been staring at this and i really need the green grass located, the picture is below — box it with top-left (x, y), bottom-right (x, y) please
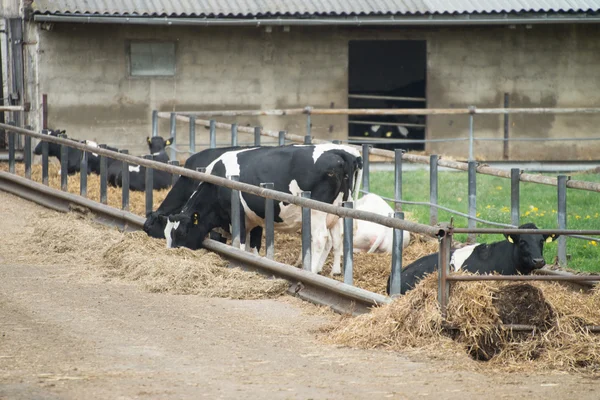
top-left (369, 170), bottom-right (600, 273)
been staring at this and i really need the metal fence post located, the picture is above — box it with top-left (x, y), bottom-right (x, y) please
top-left (304, 135), bottom-right (312, 145)
top-left (168, 160), bottom-right (179, 186)
top-left (332, 139), bottom-right (342, 144)
top-left (306, 112), bottom-right (311, 138)
top-left (389, 211), bottom-right (405, 296)
top-left (80, 150), bottom-right (88, 198)
top-left (261, 183), bottom-right (275, 259)
top-left (24, 127), bottom-right (31, 179)
top-left (152, 110), bottom-right (158, 137)
top-left (468, 160), bottom-right (477, 243)
top-left (438, 229), bottom-right (452, 319)
top-left (169, 113), bottom-right (177, 161)
top-left (278, 131), bottom-right (286, 146)
top-left (254, 126), bottom-right (261, 146)
top-left (209, 119), bottom-right (217, 149)
top-left (230, 175), bottom-right (241, 248)
top-left (511, 168), bottom-right (520, 227)
top-left (557, 175), bottom-right (568, 266)
top-left (362, 144), bottom-right (370, 193)
top-left (468, 106), bottom-right (475, 161)
top-left (394, 149), bottom-right (403, 212)
top-left (99, 144), bottom-right (108, 204)
top-left (189, 116), bottom-right (196, 154)
top-left (120, 150), bottom-right (129, 210)
top-left (144, 155), bottom-right (154, 216)
top-left (430, 154), bottom-right (439, 225)
top-left (301, 191), bottom-right (312, 271)
top-left (503, 93), bottom-right (510, 160)
top-left (343, 201), bottom-right (354, 285)
top-left (7, 125), bottom-right (15, 174)
top-left (60, 134), bottom-right (68, 191)
top-left (231, 123), bottom-right (238, 146)
top-left (41, 138), bottom-right (49, 186)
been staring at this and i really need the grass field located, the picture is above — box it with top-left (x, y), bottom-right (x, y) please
top-left (369, 170), bottom-right (600, 273)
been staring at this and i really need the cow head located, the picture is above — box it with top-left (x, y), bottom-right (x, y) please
top-left (144, 211), bottom-right (167, 239)
top-left (33, 129), bottom-right (66, 155)
top-left (147, 136), bottom-right (173, 154)
top-left (504, 223), bottom-right (559, 274)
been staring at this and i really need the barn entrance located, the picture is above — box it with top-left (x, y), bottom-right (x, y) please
top-left (348, 40), bottom-right (427, 152)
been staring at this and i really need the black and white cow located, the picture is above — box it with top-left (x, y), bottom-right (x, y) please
top-left (386, 223), bottom-right (558, 295)
top-left (108, 136), bottom-right (174, 191)
top-left (143, 146), bottom-right (247, 239)
top-left (163, 144), bottom-right (362, 274)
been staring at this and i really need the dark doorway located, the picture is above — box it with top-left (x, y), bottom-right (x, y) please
top-left (348, 40), bottom-right (426, 152)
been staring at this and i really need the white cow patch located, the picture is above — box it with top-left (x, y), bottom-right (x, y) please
top-left (84, 140), bottom-right (99, 157)
top-left (370, 125), bottom-right (380, 133)
top-left (450, 244), bottom-right (479, 271)
top-left (153, 151), bottom-right (162, 156)
top-left (204, 147), bottom-right (258, 177)
top-left (164, 220), bottom-right (180, 248)
top-left (129, 165), bottom-right (141, 173)
top-left (397, 126), bottom-right (409, 137)
top-left (294, 143), bottom-right (361, 164)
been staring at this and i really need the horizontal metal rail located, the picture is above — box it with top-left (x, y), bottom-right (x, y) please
top-left (451, 227), bottom-right (600, 236)
top-left (446, 274), bottom-right (599, 282)
top-left (0, 105), bottom-right (26, 112)
top-left (475, 136), bottom-right (600, 142)
top-left (348, 94), bottom-right (427, 102)
top-left (348, 120), bottom-right (426, 128)
top-left (0, 123), bottom-right (444, 238)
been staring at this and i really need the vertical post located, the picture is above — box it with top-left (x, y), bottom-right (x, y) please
top-left (80, 150), bottom-right (88, 198)
top-left (99, 144), bottom-right (108, 204)
top-left (144, 155), bottom-right (154, 216)
top-left (168, 160), bottom-right (180, 186)
top-left (503, 93), bottom-right (510, 160)
top-left (24, 128), bottom-right (31, 179)
top-left (151, 110), bottom-right (158, 137)
top-left (332, 139), bottom-right (342, 144)
top-left (120, 150), bottom-right (129, 210)
top-left (306, 112), bottom-right (311, 138)
top-left (41, 139), bottom-right (49, 186)
top-left (467, 160), bottom-right (477, 243)
top-left (304, 135), bottom-right (311, 145)
top-left (230, 175), bottom-right (241, 248)
top-left (7, 126), bottom-right (15, 174)
top-left (169, 113), bottom-right (177, 161)
top-left (389, 211), bottom-right (405, 296)
top-left (557, 175), bottom-right (568, 267)
top-left (430, 154), bottom-right (439, 225)
top-left (394, 149), bottom-right (403, 212)
top-left (278, 131), bottom-right (286, 146)
top-left (60, 134), bottom-right (68, 191)
top-left (42, 94), bottom-right (48, 130)
top-left (261, 183), bottom-right (275, 260)
top-left (437, 230), bottom-right (452, 319)
top-left (231, 123), bottom-right (238, 146)
top-left (511, 168), bottom-right (520, 227)
top-left (209, 119), bottom-right (217, 149)
top-left (468, 106), bottom-right (475, 162)
top-left (301, 191), bottom-right (312, 271)
top-left (189, 116), bottom-right (196, 154)
top-left (254, 126), bottom-right (261, 146)
top-left (362, 144), bottom-right (370, 193)
top-left (342, 201), bottom-right (354, 285)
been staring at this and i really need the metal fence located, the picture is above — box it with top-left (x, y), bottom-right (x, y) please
top-left (2, 121), bottom-right (599, 323)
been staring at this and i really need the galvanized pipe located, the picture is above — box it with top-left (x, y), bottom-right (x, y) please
top-left (511, 168), bottom-right (520, 227)
top-left (231, 123), bottom-right (238, 146)
top-left (144, 155), bottom-right (153, 216)
top-left (80, 151), bottom-right (88, 198)
top-left (42, 139), bottom-right (48, 186)
top-left (389, 211), bottom-right (405, 297)
top-left (503, 93), bottom-right (510, 160)
top-left (558, 175), bottom-right (568, 266)
top-left (343, 201), bottom-right (354, 286)
top-left (468, 109), bottom-right (475, 161)
top-left (189, 116), bottom-right (196, 153)
top-left (430, 154), bottom-right (439, 225)
top-left (306, 113), bottom-right (311, 139)
top-left (438, 229), bottom-right (452, 319)
top-left (99, 144), bottom-right (108, 204)
top-left (467, 161), bottom-right (477, 243)
top-left (209, 119), bottom-right (217, 149)
top-left (278, 131), bottom-right (285, 146)
top-left (302, 191), bottom-right (312, 271)
top-left (394, 149), bottom-right (403, 212)
top-left (168, 160), bottom-right (180, 186)
top-left (120, 150), bottom-right (129, 210)
top-left (260, 183), bottom-right (275, 260)
top-left (60, 135), bottom-right (68, 191)
top-left (446, 274), bottom-right (599, 282)
top-left (24, 134), bottom-right (31, 179)
top-left (230, 175), bottom-right (241, 248)
top-left (8, 130), bottom-right (15, 173)
top-left (304, 135), bottom-right (312, 145)
top-left (254, 126), bottom-right (261, 146)
top-left (151, 110), bottom-right (158, 137)
top-left (362, 144), bottom-right (370, 193)
top-left (169, 113), bottom-right (177, 161)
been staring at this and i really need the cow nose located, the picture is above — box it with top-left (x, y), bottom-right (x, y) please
top-left (533, 258), bottom-right (545, 268)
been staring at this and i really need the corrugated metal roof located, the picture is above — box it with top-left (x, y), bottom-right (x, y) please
top-left (31, 0), bottom-right (600, 17)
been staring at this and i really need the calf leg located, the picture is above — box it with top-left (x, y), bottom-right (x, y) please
top-left (329, 218), bottom-right (343, 276)
top-left (249, 226), bottom-right (263, 256)
top-left (310, 210), bottom-right (330, 274)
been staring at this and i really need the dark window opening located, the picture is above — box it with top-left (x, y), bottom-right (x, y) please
top-left (348, 40), bottom-right (426, 152)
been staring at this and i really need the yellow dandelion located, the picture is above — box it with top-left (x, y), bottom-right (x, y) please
top-left (586, 215), bottom-right (591, 219)
top-left (501, 206), bottom-right (510, 213)
top-left (476, 212), bottom-right (481, 217)
top-left (486, 205), bottom-right (491, 209)
top-left (525, 211), bottom-right (531, 216)
top-left (575, 215), bottom-right (581, 220)
top-left (496, 186), bottom-right (503, 190)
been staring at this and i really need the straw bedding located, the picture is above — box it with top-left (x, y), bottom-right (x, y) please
top-left (323, 274), bottom-right (600, 373)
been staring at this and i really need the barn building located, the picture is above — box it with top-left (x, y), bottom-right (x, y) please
top-left (2, 1), bottom-right (600, 159)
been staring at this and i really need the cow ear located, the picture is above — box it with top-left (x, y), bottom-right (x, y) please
top-left (545, 233), bottom-right (559, 242)
top-left (147, 136), bottom-right (152, 144)
top-left (165, 137), bottom-right (174, 146)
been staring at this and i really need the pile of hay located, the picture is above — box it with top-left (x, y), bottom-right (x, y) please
top-left (0, 162), bottom-right (170, 217)
top-left (23, 210), bottom-right (289, 299)
top-left (324, 274), bottom-right (600, 373)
